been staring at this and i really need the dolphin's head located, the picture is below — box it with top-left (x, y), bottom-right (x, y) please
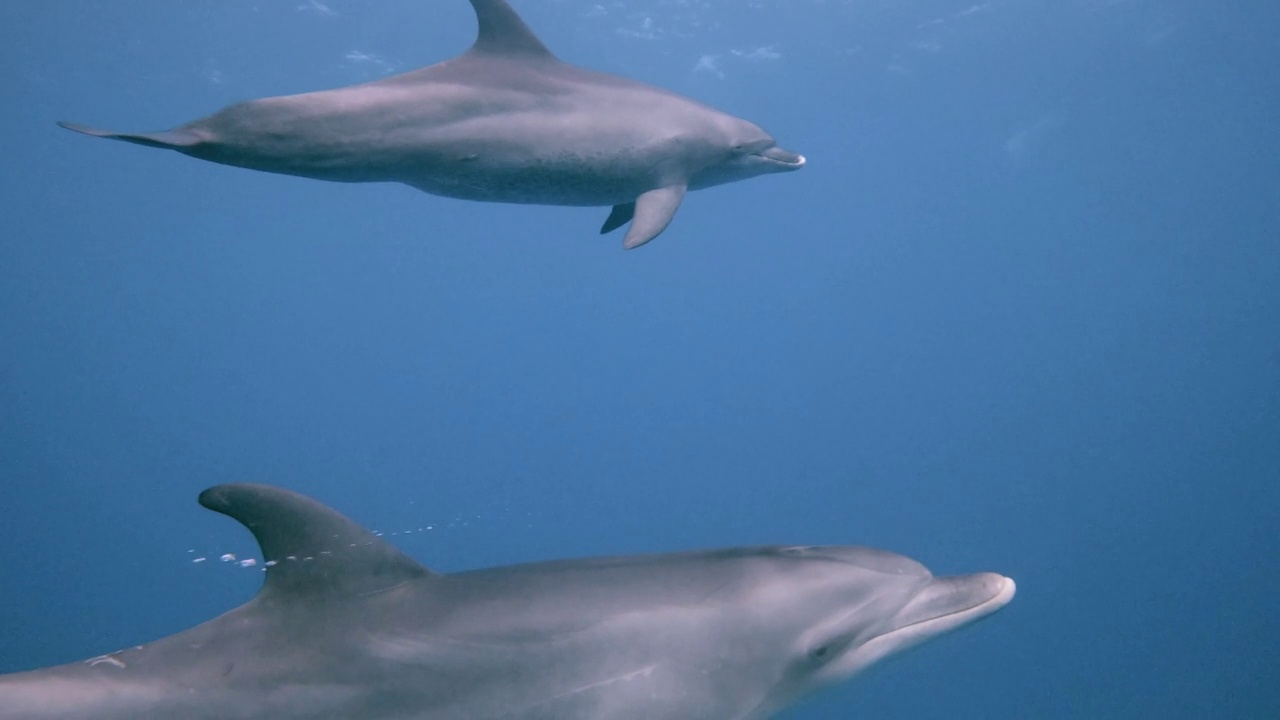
top-left (735, 545), bottom-right (1015, 714)
top-left (687, 116), bottom-right (805, 190)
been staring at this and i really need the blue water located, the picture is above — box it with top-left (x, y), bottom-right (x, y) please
top-left (2, 1), bottom-right (1278, 717)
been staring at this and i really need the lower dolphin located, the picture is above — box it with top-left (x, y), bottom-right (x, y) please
top-left (0, 484), bottom-right (1015, 719)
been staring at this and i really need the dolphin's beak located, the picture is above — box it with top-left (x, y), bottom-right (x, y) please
top-left (813, 572), bottom-right (1014, 682)
top-left (890, 573), bottom-right (1016, 640)
top-left (758, 146), bottom-right (806, 169)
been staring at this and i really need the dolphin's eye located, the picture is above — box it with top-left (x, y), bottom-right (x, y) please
top-left (808, 635), bottom-right (851, 665)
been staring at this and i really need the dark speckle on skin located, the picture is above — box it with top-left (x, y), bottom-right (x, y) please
top-left (222, 663), bottom-right (235, 677)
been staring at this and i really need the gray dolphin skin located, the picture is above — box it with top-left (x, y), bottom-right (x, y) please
top-left (57, 0), bottom-right (805, 249)
top-left (0, 484), bottom-right (1014, 720)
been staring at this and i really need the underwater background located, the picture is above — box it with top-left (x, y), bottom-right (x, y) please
top-left (2, 1), bottom-right (1278, 717)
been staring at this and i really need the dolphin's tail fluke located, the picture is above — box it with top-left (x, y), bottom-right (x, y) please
top-left (56, 121), bottom-right (201, 150)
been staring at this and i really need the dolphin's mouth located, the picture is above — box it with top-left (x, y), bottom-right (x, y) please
top-left (805, 573), bottom-right (1014, 683)
top-left (850, 574), bottom-right (1014, 670)
top-left (757, 146), bottom-right (806, 168)
top-left (887, 573), bottom-right (1016, 640)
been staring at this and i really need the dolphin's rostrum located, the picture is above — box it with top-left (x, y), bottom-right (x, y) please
top-left (58, 0), bottom-right (806, 249)
top-left (0, 483), bottom-right (1014, 719)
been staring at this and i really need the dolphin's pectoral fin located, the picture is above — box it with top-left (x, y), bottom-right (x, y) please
top-left (57, 121), bottom-right (200, 150)
top-left (198, 483), bottom-right (434, 600)
top-left (600, 202), bottom-right (635, 235)
top-left (622, 185), bottom-right (687, 250)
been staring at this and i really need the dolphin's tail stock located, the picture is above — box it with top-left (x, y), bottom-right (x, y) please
top-left (56, 121), bottom-right (201, 150)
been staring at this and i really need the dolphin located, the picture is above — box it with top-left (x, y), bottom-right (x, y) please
top-left (57, 0), bottom-right (805, 249)
top-left (0, 483), bottom-right (1013, 719)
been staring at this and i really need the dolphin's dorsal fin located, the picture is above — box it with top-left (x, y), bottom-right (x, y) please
top-left (467, 0), bottom-right (556, 59)
top-left (199, 483), bottom-right (433, 600)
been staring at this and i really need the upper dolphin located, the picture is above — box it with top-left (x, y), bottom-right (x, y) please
top-left (0, 483), bottom-right (1013, 720)
top-left (58, 0), bottom-right (806, 249)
